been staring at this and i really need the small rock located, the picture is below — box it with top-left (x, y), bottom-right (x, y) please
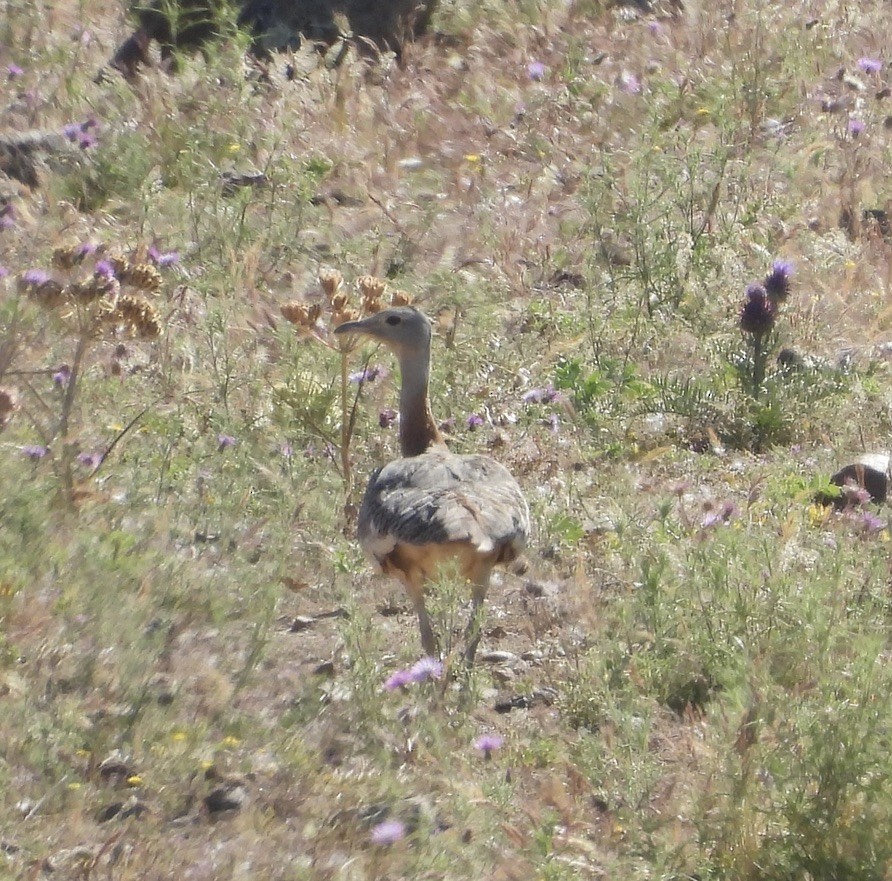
top-left (289, 615), bottom-right (316, 632)
top-left (313, 660), bottom-right (336, 676)
top-left (479, 650), bottom-right (518, 665)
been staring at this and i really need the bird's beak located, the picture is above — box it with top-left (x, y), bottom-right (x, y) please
top-left (334, 314), bottom-right (385, 341)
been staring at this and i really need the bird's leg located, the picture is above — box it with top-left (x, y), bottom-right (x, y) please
top-left (463, 568), bottom-right (492, 664)
top-left (402, 570), bottom-right (440, 658)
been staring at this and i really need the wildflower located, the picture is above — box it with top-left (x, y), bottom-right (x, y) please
top-left (527, 61), bottom-right (546, 81)
top-left (474, 733), bottom-right (505, 759)
top-left (148, 246), bottom-right (180, 267)
top-left (409, 656), bottom-right (444, 683)
top-left (0, 266), bottom-right (7, 278)
top-left (0, 203), bottom-right (14, 231)
top-left (22, 444), bottom-right (48, 460)
top-left (739, 284), bottom-right (775, 335)
top-left (126, 775), bottom-right (143, 787)
top-left (466, 413), bottom-right (485, 430)
top-left (76, 451), bottom-right (103, 469)
top-left (545, 412), bottom-right (560, 433)
top-left (848, 118), bottom-right (865, 136)
top-left (763, 260), bottom-right (793, 302)
top-left (217, 433), bottom-right (237, 450)
top-left (370, 819), bottom-right (406, 845)
top-left (379, 407), bottom-right (397, 428)
top-left (383, 668), bottom-right (414, 691)
top-left (20, 268), bottom-right (51, 287)
top-left (94, 259), bottom-right (115, 278)
top-left (857, 57), bottom-right (883, 74)
top-left (861, 511), bottom-right (886, 533)
top-left (700, 500), bottom-right (738, 529)
top-left (280, 441), bottom-right (294, 459)
top-left (349, 365), bottom-right (386, 383)
top-left (53, 365), bottom-right (71, 387)
top-left (619, 71), bottom-right (642, 94)
top-left (7, 63), bottom-right (23, 78)
top-left (647, 21), bottom-right (664, 36)
top-left (522, 384), bottom-right (560, 405)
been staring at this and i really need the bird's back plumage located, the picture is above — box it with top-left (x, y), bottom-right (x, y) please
top-left (358, 447), bottom-right (530, 568)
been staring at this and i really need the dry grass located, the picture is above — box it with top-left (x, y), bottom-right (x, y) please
top-left (3, 0), bottom-right (892, 878)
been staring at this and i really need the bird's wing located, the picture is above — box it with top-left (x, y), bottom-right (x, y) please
top-left (357, 451), bottom-right (529, 561)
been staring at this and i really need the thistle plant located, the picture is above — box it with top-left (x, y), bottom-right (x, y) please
top-left (734, 260), bottom-right (792, 400)
top-left (9, 242), bottom-right (168, 503)
top-left (280, 269), bottom-right (412, 494)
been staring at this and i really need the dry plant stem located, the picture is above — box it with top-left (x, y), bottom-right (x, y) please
top-left (340, 350), bottom-right (352, 493)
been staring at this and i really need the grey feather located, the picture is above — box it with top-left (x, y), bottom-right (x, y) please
top-left (358, 448), bottom-right (530, 563)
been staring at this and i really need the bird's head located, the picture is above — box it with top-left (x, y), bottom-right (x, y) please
top-left (334, 306), bottom-right (432, 358)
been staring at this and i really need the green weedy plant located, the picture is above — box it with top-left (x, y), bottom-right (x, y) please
top-left (5, 244), bottom-right (169, 505)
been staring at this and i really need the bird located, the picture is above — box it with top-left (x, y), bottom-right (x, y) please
top-left (335, 306), bottom-right (530, 663)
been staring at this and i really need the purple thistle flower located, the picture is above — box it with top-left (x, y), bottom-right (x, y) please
top-left (80, 117), bottom-right (98, 131)
top-left (409, 656), bottom-right (444, 683)
top-left (349, 365), bottom-right (386, 384)
top-left (370, 819), bottom-right (406, 845)
top-left (53, 365), bottom-right (71, 387)
top-left (75, 241), bottom-right (97, 258)
top-left (861, 511), bottom-right (886, 533)
top-left (77, 133), bottom-right (97, 150)
top-left (21, 268), bottom-right (51, 286)
top-left (466, 413), bottom-right (485, 430)
top-left (383, 668), bottom-right (414, 691)
top-left (21, 444), bottom-right (49, 460)
top-left (94, 259), bottom-right (115, 278)
top-left (280, 441), bottom-right (294, 459)
top-left (76, 451), bottom-right (103, 469)
top-left (474, 733), bottom-right (505, 759)
top-left (217, 433), bottom-right (237, 450)
top-left (148, 246), bottom-right (180, 267)
top-left (62, 122), bottom-right (80, 141)
top-left (857, 57), bottom-right (883, 74)
top-left (739, 283), bottom-right (775, 335)
top-left (522, 384), bottom-right (560, 405)
top-left (763, 260), bottom-right (793, 302)
top-left (0, 203), bottom-right (15, 231)
top-left (379, 407), bottom-right (397, 429)
top-left (527, 61), bottom-right (546, 81)
top-left (7, 63), bottom-right (24, 78)
top-left (0, 266), bottom-right (8, 278)
top-left (848, 118), bottom-right (866, 136)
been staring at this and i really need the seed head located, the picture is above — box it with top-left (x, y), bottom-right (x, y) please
top-left (318, 268), bottom-right (344, 300)
top-left (390, 290), bottom-right (412, 306)
top-left (53, 244), bottom-right (88, 270)
top-left (119, 262), bottom-right (163, 292)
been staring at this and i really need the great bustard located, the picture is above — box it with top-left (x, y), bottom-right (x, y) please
top-left (335, 306), bottom-right (530, 662)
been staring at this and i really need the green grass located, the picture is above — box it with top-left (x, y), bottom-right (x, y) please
top-left (2, 0), bottom-right (892, 878)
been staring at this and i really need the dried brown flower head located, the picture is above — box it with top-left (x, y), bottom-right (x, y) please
top-left (69, 274), bottom-right (120, 304)
top-left (330, 292), bottom-right (349, 312)
top-left (0, 387), bottom-right (18, 430)
top-left (28, 279), bottom-right (68, 309)
top-left (390, 290), bottom-right (412, 306)
top-left (109, 294), bottom-right (162, 339)
top-left (52, 244), bottom-right (87, 270)
top-left (357, 275), bottom-right (386, 301)
top-left (118, 262), bottom-right (163, 292)
top-left (281, 301), bottom-right (318, 330)
top-left (319, 268), bottom-right (344, 301)
top-left (333, 307), bottom-right (360, 327)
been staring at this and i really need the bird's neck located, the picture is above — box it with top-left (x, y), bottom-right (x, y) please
top-left (398, 349), bottom-right (444, 457)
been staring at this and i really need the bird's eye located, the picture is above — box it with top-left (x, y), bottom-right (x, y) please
top-left (386, 315), bottom-right (402, 326)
